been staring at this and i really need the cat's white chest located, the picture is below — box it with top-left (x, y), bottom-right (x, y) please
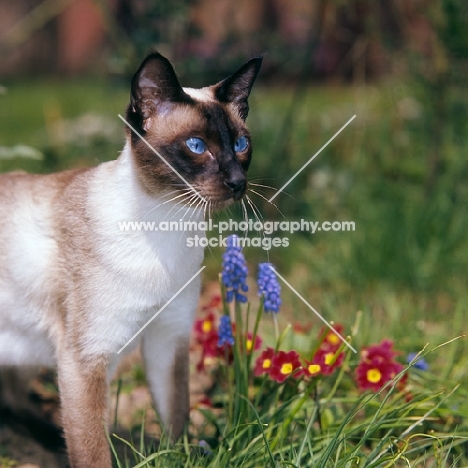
top-left (81, 152), bottom-right (205, 355)
top-left (90, 154), bottom-right (204, 308)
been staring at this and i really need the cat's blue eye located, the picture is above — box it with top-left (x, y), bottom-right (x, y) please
top-left (234, 136), bottom-right (249, 152)
top-left (186, 137), bottom-right (206, 154)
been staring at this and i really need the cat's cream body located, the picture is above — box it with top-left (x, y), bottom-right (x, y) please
top-left (0, 143), bottom-right (203, 366)
top-left (0, 53), bottom-right (262, 467)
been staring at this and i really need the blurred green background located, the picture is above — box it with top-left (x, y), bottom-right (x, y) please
top-left (0, 0), bottom-right (467, 358)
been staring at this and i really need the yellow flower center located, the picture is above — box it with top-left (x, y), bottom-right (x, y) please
top-left (327, 334), bottom-right (340, 345)
top-left (324, 353), bottom-right (335, 365)
top-left (202, 321), bottom-right (212, 333)
top-left (204, 356), bottom-right (216, 366)
top-left (246, 339), bottom-right (253, 352)
top-left (308, 364), bottom-right (321, 375)
top-left (367, 368), bottom-right (382, 383)
top-left (262, 359), bottom-right (271, 369)
top-left (280, 363), bottom-right (293, 375)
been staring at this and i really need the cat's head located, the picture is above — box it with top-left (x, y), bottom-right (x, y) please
top-left (125, 52), bottom-right (262, 210)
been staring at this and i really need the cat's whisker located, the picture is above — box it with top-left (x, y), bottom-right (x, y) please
top-left (248, 188), bottom-right (287, 220)
top-left (249, 182), bottom-right (294, 200)
top-left (160, 195), bottom-right (196, 224)
top-left (136, 189), bottom-right (181, 216)
top-left (193, 197), bottom-right (206, 215)
top-left (167, 192), bottom-right (198, 214)
top-left (174, 194), bottom-right (206, 244)
top-left (167, 193), bottom-right (199, 222)
top-left (204, 201), bottom-right (215, 257)
top-left (246, 194), bottom-right (264, 222)
top-left (249, 176), bottom-right (277, 183)
top-left (159, 189), bottom-right (196, 206)
top-left (245, 195), bottom-right (267, 256)
top-left (156, 189), bottom-right (192, 205)
top-left (190, 194), bottom-right (203, 210)
top-left (177, 208), bottom-right (199, 243)
top-left (202, 200), bottom-right (206, 220)
top-left (163, 194), bottom-right (194, 217)
top-left (208, 201), bottom-right (213, 225)
top-left (200, 193), bottom-right (211, 223)
top-left (183, 191), bottom-right (204, 216)
top-left (183, 197), bottom-right (205, 230)
top-left (166, 203), bottom-right (191, 223)
top-left (138, 189), bottom-right (192, 220)
top-left (161, 192), bottom-right (194, 213)
top-left (249, 182), bottom-right (279, 192)
top-left (240, 198), bottom-right (249, 241)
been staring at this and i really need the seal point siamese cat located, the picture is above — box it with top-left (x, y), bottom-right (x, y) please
top-left (0, 52), bottom-right (262, 467)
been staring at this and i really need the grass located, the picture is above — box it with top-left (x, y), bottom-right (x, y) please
top-left (0, 78), bottom-right (127, 173)
top-left (111, 324), bottom-right (467, 467)
top-left (1, 77), bottom-right (467, 466)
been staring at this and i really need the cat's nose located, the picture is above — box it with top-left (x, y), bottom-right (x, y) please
top-left (224, 177), bottom-right (246, 200)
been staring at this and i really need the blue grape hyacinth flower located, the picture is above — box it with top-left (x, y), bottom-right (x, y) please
top-left (221, 235), bottom-right (248, 303)
top-left (257, 263), bottom-right (281, 313)
top-left (407, 352), bottom-right (429, 371)
top-left (218, 315), bottom-right (235, 347)
top-left (198, 440), bottom-right (212, 456)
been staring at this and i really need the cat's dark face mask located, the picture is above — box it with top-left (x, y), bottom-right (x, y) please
top-left (125, 52), bottom-right (262, 210)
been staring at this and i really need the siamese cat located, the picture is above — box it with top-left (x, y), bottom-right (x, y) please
top-left (0, 52), bottom-right (262, 468)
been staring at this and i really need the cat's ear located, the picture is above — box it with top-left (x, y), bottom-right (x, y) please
top-left (128, 52), bottom-right (189, 132)
top-left (215, 57), bottom-right (263, 121)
